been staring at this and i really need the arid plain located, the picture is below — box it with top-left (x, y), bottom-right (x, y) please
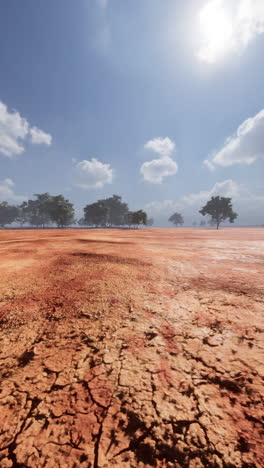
top-left (0, 228), bottom-right (263, 467)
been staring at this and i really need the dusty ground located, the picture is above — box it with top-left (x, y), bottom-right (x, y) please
top-left (0, 228), bottom-right (263, 468)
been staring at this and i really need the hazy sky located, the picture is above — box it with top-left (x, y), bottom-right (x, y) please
top-left (0, 0), bottom-right (264, 225)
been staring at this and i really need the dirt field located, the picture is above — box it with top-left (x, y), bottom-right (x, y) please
top-left (0, 228), bottom-right (263, 468)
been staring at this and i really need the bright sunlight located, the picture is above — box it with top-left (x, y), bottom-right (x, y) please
top-left (197, 0), bottom-right (234, 63)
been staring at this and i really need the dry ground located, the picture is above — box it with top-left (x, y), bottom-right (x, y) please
top-left (0, 228), bottom-right (263, 468)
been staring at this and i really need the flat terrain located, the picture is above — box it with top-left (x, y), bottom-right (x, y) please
top-left (0, 228), bottom-right (263, 468)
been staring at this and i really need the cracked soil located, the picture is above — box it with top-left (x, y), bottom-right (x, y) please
top-left (0, 228), bottom-right (263, 467)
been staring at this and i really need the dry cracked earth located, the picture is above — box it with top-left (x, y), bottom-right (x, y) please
top-left (0, 228), bottom-right (263, 467)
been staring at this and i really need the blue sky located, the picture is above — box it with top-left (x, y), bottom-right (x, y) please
top-left (0, 0), bottom-right (264, 225)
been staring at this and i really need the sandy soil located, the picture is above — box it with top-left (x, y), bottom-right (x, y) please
top-left (0, 228), bottom-right (263, 468)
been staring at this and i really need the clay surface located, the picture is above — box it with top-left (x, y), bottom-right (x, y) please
top-left (0, 228), bottom-right (263, 467)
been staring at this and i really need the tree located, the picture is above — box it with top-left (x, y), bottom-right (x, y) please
top-left (0, 202), bottom-right (18, 227)
top-left (199, 196), bottom-right (238, 229)
top-left (83, 196), bottom-right (148, 229)
top-left (19, 193), bottom-right (75, 228)
top-left (168, 212), bottom-right (184, 226)
top-left (84, 201), bottom-right (108, 227)
top-left (125, 211), bottom-right (134, 228)
top-left (125, 210), bottom-right (147, 228)
top-left (99, 195), bottom-right (128, 226)
top-left (200, 220), bottom-right (206, 227)
top-left (16, 201), bottom-right (29, 227)
top-left (131, 210), bottom-right (147, 228)
top-left (22, 193), bottom-right (52, 227)
top-left (48, 195), bottom-right (75, 227)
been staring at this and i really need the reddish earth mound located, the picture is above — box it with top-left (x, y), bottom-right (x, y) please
top-left (0, 228), bottom-right (263, 467)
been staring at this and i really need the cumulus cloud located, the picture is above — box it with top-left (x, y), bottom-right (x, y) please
top-left (0, 101), bottom-right (52, 157)
top-left (140, 156), bottom-right (178, 184)
top-left (144, 137), bottom-right (176, 157)
top-left (145, 179), bottom-right (264, 224)
top-left (0, 102), bottom-right (29, 157)
top-left (141, 136), bottom-right (178, 184)
top-left (145, 180), bottom-right (240, 215)
top-left (76, 158), bottom-right (113, 189)
top-left (30, 127), bottom-right (52, 146)
top-left (204, 109), bottom-right (264, 169)
top-left (0, 178), bottom-right (26, 202)
top-left (197, 0), bottom-right (264, 63)
top-left (182, 179), bottom-right (240, 205)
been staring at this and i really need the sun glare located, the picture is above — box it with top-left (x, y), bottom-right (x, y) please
top-left (198, 0), bottom-right (234, 63)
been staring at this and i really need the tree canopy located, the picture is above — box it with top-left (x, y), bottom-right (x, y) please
top-left (83, 195), bottom-right (148, 228)
top-left (48, 195), bottom-right (75, 227)
top-left (199, 196), bottom-right (238, 229)
top-left (84, 201), bottom-right (108, 227)
top-left (0, 202), bottom-right (18, 227)
top-left (17, 193), bottom-right (75, 228)
top-left (168, 212), bottom-right (184, 226)
top-left (131, 210), bottom-right (147, 227)
top-left (101, 195), bottom-right (128, 226)
top-left (0, 192), bottom-right (149, 229)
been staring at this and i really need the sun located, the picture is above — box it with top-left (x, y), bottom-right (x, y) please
top-left (197, 0), bottom-right (234, 63)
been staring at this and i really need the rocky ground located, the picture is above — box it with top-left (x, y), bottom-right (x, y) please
top-left (0, 228), bottom-right (263, 467)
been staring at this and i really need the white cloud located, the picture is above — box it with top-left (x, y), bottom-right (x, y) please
top-left (0, 102), bottom-right (29, 156)
top-left (144, 137), bottom-right (176, 157)
top-left (197, 0), bottom-right (264, 63)
top-left (187, 180), bottom-right (264, 225)
top-left (182, 179), bottom-right (240, 205)
top-left (30, 127), bottom-right (52, 146)
top-left (145, 180), bottom-right (240, 215)
top-left (0, 101), bottom-right (52, 157)
top-left (140, 156), bottom-right (178, 184)
top-left (204, 109), bottom-right (264, 169)
top-left (145, 179), bottom-right (264, 224)
top-left (76, 158), bottom-right (113, 189)
top-left (0, 178), bottom-right (26, 202)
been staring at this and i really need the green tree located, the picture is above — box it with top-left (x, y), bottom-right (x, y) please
top-left (0, 202), bottom-right (18, 227)
top-left (168, 212), bottom-right (184, 226)
top-left (199, 196), bottom-right (238, 229)
top-left (16, 201), bottom-right (29, 227)
top-left (131, 210), bottom-right (147, 227)
top-left (84, 201), bottom-right (108, 227)
top-left (23, 193), bottom-right (52, 227)
top-left (125, 211), bottom-right (134, 228)
top-left (48, 195), bottom-right (75, 227)
top-left (99, 195), bottom-right (128, 226)
top-left (20, 193), bottom-right (75, 228)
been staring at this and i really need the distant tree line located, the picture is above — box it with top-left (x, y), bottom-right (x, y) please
top-left (1, 193), bottom-right (238, 230)
top-left (168, 196), bottom-right (238, 229)
top-left (0, 193), bottom-right (151, 229)
top-left (0, 193), bottom-right (74, 228)
top-left (79, 195), bottom-right (148, 228)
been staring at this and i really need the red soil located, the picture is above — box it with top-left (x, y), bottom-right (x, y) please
top-left (0, 228), bottom-right (263, 467)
